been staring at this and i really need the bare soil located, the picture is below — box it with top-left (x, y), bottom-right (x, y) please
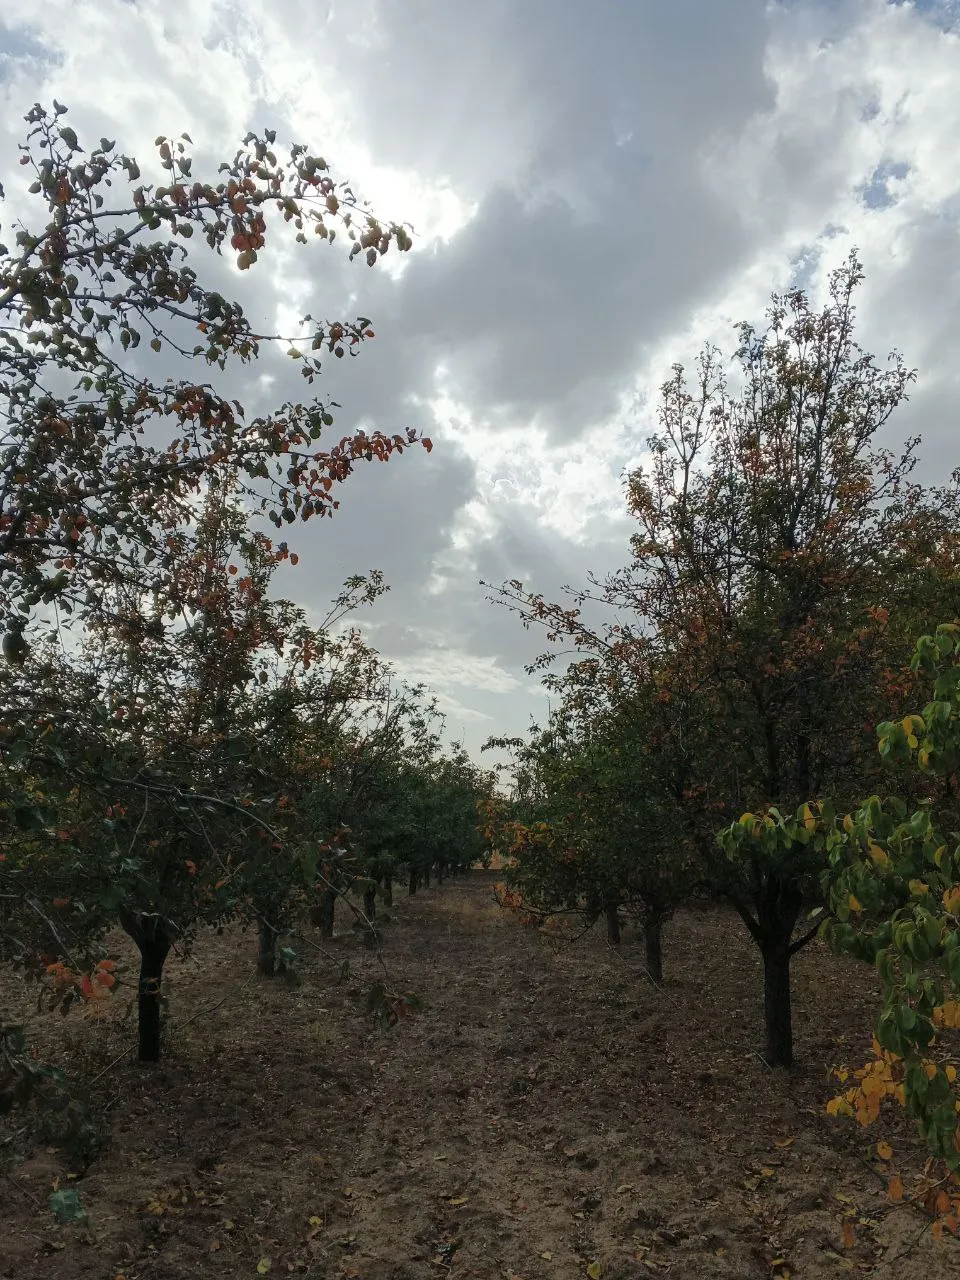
top-left (2, 871), bottom-right (958, 1279)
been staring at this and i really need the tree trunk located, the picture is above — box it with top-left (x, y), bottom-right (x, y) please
top-left (424, 865), bottom-right (431, 889)
top-left (381, 873), bottom-right (393, 907)
top-left (644, 912), bottom-right (664, 985)
top-left (437, 863), bottom-right (444, 886)
top-left (318, 888), bottom-right (336, 939)
top-left (362, 886), bottom-right (377, 950)
top-left (761, 941), bottom-right (793, 1068)
top-left (408, 870), bottom-right (418, 896)
top-left (604, 902), bottom-right (621, 946)
top-left (134, 930), bottom-right (171, 1063)
top-left (256, 916), bottom-right (282, 977)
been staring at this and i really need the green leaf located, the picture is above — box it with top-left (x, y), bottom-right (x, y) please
top-left (49, 1188), bottom-right (89, 1225)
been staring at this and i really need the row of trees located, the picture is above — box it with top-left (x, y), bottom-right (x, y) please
top-left (0, 103), bottom-right (491, 1091)
top-left (481, 255), bottom-right (960, 1223)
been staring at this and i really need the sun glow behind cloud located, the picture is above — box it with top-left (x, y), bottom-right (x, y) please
top-left (4, 0), bottom-right (960, 758)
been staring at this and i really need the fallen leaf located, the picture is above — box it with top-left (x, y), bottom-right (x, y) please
top-left (587, 1262), bottom-right (602, 1279)
top-left (841, 1221), bottom-right (857, 1249)
top-left (257, 1260), bottom-right (271, 1275)
top-left (448, 1195), bottom-right (469, 1206)
top-left (540, 1251), bottom-right (553, 1260)
top-left (774, 1136), bottom-right (796, 1148)
top-left (876, 1141), bottom-right (893, 1161)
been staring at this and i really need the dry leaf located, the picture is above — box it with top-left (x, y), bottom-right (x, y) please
top-left (774, 1136), bottom-right (795, 1148)
top-left (841, 1221), bottom-right (857, 1249)
top-left (448, 1195), bottom-right (469, 1206)
top-left (256, 1260), bottom-right (272, 1275)
top-left (540, 1250), bottom-right (553, 1260)
top-left (587, 1262), bottom-right (602, 1279)
top-left (875, 1140), bottom-right (893, 1161)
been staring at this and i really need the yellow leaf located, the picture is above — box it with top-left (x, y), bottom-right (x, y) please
top-left (257, 1261), bottom-right (272, 1275)
top-left (867, 843), bottom-right (889, 868)
top-left (586, 1263), bottom-right (602, 1280)
top-left (774, 1136), bottom-right (796, 1148)
top-left (946, 1065), bottom-right (957, 1084)
top-left (943, 885), bottom-right (960, 914)
top-left (448, 1195), bottom-right (469, 1206)
top-left (826, 1096), bottom-right (854, 1117)
top-left (848, 894), bottom-right (862, 913)
top-left (540, 1251), bottom-right (553, 1260)
top-left (876, 1140), bottom-right (893, 1161)
top-left (908, 879), bottom-right (930, 898)
top-left (760, 1166), bottom-right (777, 1178)
top-left (843, 813), bottom-right (855, 834)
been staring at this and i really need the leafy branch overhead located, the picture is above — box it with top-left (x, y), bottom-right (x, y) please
top-left (0, 103), bottom-right (429, 628)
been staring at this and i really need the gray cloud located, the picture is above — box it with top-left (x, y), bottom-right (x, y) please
top-left (4, 0), bottom-right (960, 760)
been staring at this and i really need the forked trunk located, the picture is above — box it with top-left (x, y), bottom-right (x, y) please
top-left (120, 915), bottom-right (173, 1064)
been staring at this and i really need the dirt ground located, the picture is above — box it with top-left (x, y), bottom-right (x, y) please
top-left (2, 870), bottom-right (958, 1279)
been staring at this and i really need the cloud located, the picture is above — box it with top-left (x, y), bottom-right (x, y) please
top-left (4, 0), bottom-right (960, 760)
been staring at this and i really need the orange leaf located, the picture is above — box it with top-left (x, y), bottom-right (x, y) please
top-left (876, 1140), bottom-right (893, 1161)
top-left (888, 1175), bottom-right (904, 1202)
top-left (96, 958), bottom-right (117, 972)
top-left (841, 1221), bottom-right (856, 1250)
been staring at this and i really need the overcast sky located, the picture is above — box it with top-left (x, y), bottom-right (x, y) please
top-left (3, 0), bottom-right (960, 761)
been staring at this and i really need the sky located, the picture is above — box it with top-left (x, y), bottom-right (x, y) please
top-left (2, 0), bottom-right (960, 762)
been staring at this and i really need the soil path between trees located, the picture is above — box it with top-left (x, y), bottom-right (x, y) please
top-left (2, 871), bottom-right (958, 1278)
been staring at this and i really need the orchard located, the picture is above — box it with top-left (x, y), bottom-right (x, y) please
top-left (1, 102), bottom-right (960, 1277)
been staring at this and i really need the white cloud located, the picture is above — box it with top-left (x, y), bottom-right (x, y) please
top-left (4, 0), bottom-right (960, 757)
